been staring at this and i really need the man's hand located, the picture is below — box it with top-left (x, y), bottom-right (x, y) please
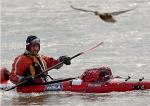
top-left (59, 55), bottom-right (71, 65)
top-left (18, 76), bottom-right (26, 83)
top-left (18, 76), bottom-right (34, 83)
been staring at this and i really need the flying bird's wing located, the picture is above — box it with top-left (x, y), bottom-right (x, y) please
top-left (100, 7), bottom-right (136, 23)
top-left (109, 8), bottom-right (136, 16)
top-left (70, 5), bottom-right (116, 23)
top-left (70, 5), bottom-right (95, 13)
top-left (71, 5), bottom-right (136, 23)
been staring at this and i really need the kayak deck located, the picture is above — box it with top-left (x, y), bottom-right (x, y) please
top-left (14, 77), bottom-right (150, 93)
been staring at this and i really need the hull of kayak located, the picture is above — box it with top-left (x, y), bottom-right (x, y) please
top-left (63, 78), bottom-right (150, 93)
top-left (10, 78), bottom-right (150, 93)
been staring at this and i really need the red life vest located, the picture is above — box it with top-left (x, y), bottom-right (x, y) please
top-left (9, 54), bottom-right (59, 84)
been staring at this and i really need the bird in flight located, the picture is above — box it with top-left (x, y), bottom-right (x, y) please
top-left (71, 5), bottom-right (136, 23)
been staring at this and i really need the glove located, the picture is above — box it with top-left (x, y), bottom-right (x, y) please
top-left (18, 76), bottom-right (25, 83)
top-left (18, 76), bottom-right (34, 83)
top-left (59, 55), bottom-right (71, 65)
top-left (26, 76), bottom-right (34, 82)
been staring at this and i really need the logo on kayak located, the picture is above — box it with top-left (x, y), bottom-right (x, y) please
top-left (88, 83), bottom-right (102, 87)
top-left (45, 83), bottom-right (63, 91)
top-left (133, 85), bottom-right (145, 90)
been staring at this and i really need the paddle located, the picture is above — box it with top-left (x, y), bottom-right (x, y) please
top-left (33, 77), bottom-right (77, 85)
top-left (5, 42), bottom-right (104, 91)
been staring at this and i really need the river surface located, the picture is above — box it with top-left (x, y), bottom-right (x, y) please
top-left (1, 0), bottom-right (150, 106)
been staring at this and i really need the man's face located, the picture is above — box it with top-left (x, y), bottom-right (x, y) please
top-left (30, 43), bottom-right (40, 55)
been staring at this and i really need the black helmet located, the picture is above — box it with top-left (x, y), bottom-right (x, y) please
top-left (26, 35), bottom-right (40, 45)
top-left (26, 35), bottom-right (40, 51)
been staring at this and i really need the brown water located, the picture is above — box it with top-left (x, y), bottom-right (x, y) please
top-left (1, 0), bottom-right (150, 105)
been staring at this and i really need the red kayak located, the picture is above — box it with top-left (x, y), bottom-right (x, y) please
top-left (1, 67), bottom-right (150, 93)
top-left (2, 77), bottom-right (149, 93)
